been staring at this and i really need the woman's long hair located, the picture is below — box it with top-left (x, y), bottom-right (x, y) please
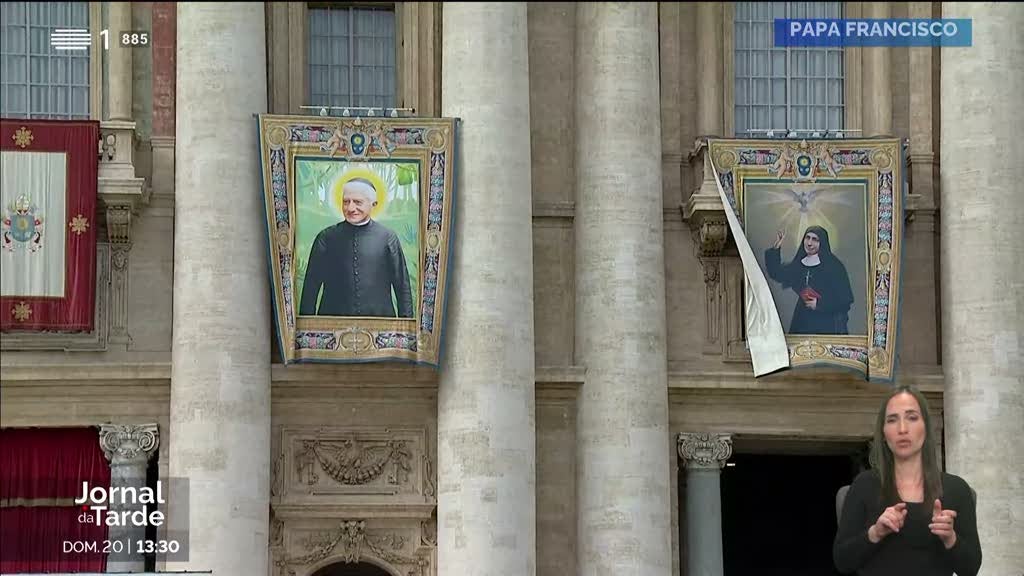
top-left (869, 385), bottom-right (944, 506)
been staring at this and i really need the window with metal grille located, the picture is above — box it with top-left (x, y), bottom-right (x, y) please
top-left (734, 2), bottom-right (844, 136)
top-left (0, 2), bottom-right (90, 119)
top-left (308, 4), bottom-right (396, 111)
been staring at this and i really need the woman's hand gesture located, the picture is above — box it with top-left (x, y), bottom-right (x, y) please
top-left (773, 230), bottom-right (785, 249)
top-left (929, 499), bottom-right (959, 549)
top-left (868, 502), bottom-right (908, 543)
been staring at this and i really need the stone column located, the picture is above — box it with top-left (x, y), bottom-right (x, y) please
top-left (99, 424), bottom-right (160, 572)
top-left (678, 433), bottom-right (732, 576)
top-left (861, 2), bottom-right (892, 136)
top-left (438, 4), bottom-right (536, 576)
top-left (940, 3), bottom-right (1024, 573)
top-left (107, 1), bottom-right (133, 121)
top-left (169, 4), bottom-right (270, 575)
top-left (696, 2), bottom-right (724, 138)
top-left (575, 5), bottom-right (671, 575)
top-left (908, 2), bottom-right (936, 193)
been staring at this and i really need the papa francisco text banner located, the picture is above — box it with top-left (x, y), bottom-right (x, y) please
top-left (709, 138), bottom-right (905, 382)
top-left (258, 114), bottom-right (457, 366)
top-left (1, 119), bottom-right (98, 333)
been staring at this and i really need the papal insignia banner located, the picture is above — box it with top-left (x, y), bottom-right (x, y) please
top-left (709, 138), bottom-right (905, 382)
top-left (0, 119), bottom-right (98, 333)
top-left (258, 114), bottom-right (457, 366)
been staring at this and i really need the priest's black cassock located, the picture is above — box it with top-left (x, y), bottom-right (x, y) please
top-left (764, 225), bottom-right (855, 335)
top-left (300, 219), bottom-right (414, 318)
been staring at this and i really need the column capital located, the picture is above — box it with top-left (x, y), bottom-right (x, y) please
top-left (100, 423), bottom-right (160, 464)
top-left (678, 432), bottom-right (733, 469)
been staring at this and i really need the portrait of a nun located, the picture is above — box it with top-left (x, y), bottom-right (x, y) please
top-left (764, 225), bottom-right (855, 335)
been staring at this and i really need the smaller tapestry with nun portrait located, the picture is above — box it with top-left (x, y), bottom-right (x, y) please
top-left (708, 137), bottom-right (905, 381)
top-left (258, 114), bottom-right (457, 366)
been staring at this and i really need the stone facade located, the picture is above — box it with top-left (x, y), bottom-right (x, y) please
top-left (1, 2), bottom-right (1021, 576)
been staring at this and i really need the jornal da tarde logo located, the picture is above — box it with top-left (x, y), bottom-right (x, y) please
top-left (74, 480), bottom-right (166, 526)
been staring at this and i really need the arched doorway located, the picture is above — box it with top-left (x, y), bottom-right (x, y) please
top-left (311, 561), bottom-right (393, 576)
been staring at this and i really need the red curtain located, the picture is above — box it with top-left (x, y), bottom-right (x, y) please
top-left (0, 507), bottom-right (107, 573)
top-left (0, 427), bottom-right (109, 573)
top-left (0, 427), bottom-right (110, 501)
top-left (0, 119), bottom-right (99, 332)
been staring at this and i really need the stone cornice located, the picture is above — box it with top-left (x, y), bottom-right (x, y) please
top-left (1, 363), bottom-right (944, 393)
top-left (271, 503), bottom-right (436, 521)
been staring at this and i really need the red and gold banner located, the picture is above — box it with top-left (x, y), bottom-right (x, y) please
top-left (0, 119), bottom-right (98, 332)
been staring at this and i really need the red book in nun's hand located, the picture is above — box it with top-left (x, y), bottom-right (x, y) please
top-left (800, 287), bottom-right (821, 301)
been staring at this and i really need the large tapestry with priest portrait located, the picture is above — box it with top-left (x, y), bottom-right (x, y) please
top-left (709, 138), bottom-right (905, 381)
top-left (258, 114), bottom-right (457, 366)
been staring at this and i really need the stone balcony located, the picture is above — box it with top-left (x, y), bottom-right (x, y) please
top-left (98, 120), bottom-right (148, 245)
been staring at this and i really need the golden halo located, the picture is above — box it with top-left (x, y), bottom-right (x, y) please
top-left (333, 168), bottom-right (388, 220)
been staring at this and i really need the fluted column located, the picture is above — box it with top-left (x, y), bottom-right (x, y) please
top-left (575, 5), bottom-right (671, 575)
top-left (169, 4), bottom-right (270, 575)
top-left (107, 1), bottom-right (133, 121)
top-left (100, 424), bottom-right (160, 573)
top-left (438, 4), bottom-right (536, 576)
top-left (861, 2), bottom-right (892, 136)
top-left (678, 433), bottom-right (732, 576)
top-left (940, 3), bottom-right (1024, 573)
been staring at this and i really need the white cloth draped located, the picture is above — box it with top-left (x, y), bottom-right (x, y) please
top-left (709, 145), bottom-right (791, 376)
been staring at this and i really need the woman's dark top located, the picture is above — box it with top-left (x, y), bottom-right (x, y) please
top-left (834, 470), bottom-right (982, 576)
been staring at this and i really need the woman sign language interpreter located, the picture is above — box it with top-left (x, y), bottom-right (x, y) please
top-left (833, 386), bottom-right (982, 576)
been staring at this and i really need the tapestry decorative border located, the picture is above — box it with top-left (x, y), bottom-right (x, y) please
top-left (258, 114), bottom-right (457, 366)
top-left (0, 119), bottom-right (99, 333)
top-left (709, 138), bottom-right (905, 381)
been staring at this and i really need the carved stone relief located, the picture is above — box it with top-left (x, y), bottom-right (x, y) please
top-left (277, 427), bottom-right (432, 500)
top-left (722, 258), bottom-right (753, 362)
top-left (270, 427), bottom-right (437, 575)
top-left (420, 511), bottom-right (436, 548)
top-left (98, 120), bottom-right (147, 347)
top-left (678, 433), bottom-right (733, 470)
top-left (297, 438), bottom-right (412, 487)
top-left (99, 423), bottom-right (160, 463)
top-left (272, 519), bottom-right (432, 576)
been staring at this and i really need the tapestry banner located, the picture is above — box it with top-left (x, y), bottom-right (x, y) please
top-left (709, 138), bottom-right (905, 381)
top-left (0, 119), bottom-right (98, 333)
top-left (258, 114), bottom-right (457, 366)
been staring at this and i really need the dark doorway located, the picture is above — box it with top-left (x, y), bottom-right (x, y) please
top-left (311, 561), bottom-right (392, 576)
top-left (721, 451), bottom-right (864, 576)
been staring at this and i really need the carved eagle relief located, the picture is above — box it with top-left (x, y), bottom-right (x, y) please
top-left (297, 438), bottom-right (412, 486)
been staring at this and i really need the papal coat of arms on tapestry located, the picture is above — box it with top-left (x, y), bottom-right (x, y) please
top-left (2, 194), bottom-right (45, 252)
